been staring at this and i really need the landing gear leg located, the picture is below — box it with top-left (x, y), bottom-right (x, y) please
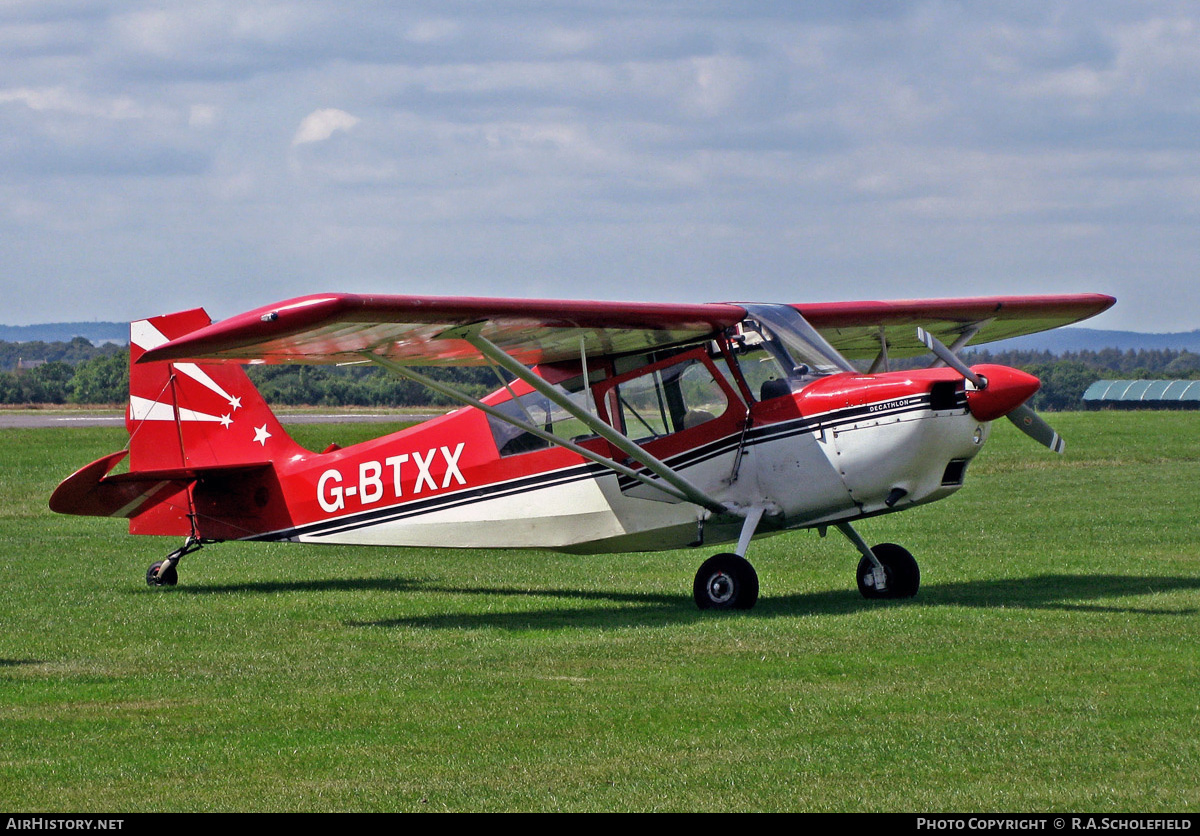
top-left (147, 536), bottom-right (204, 587)
top-left (836, 522), bottom-right (920, 599)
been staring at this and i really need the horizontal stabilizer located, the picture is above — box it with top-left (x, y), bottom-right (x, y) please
top-left (49, 450), bottom-right (271, 519)
top-left (50, 451), bottom-right (186, 519)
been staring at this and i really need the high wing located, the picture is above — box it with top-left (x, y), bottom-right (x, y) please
top-left (139, 292), bottom-right (1115, 369)
top-left (794, 294), bottom-right (1116, 361)
top-left (139, 294), bottom-right (747, 367)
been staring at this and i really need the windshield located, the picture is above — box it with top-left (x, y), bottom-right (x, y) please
top-left (734, 304), bottom-right (854, 399)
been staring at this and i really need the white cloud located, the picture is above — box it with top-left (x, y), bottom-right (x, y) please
top-left (291, 108), bottom-right (360, 145)
top-left (0, 86), bottom-right (144, 120)
top-left (188, 103), bottom-right (219, 127)
top-left (3, 2), bottom-right (1200, 330)
top-left (405, 18), bottom-right (460, 44)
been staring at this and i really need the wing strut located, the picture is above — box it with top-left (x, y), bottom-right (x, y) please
top-left (435, 324), bottom-right (734, 517)
top-left (360, 352), bottom-right (729, 516)
top-left (925, 320), bottom-right (991, 369)
top-left (867, 326), bottom-right (890, 374)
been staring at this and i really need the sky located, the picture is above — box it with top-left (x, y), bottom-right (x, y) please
top-left (2, 1), bottom-right (1199, 333)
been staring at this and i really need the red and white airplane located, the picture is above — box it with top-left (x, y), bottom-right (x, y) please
top-left (51, 291), bottom-right (1114, 609)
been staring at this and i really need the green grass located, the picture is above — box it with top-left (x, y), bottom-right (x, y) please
top-left (1, 413), bottom-right (1197, 812)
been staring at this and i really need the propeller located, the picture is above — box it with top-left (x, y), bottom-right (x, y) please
top-left (917, 328), bottom-right (984, 387)
top-left (1007, 403), bottom-right (1066, 454)
top-left (917, 327), bottom-right (1065, 454)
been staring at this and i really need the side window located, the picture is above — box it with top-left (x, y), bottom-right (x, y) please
top-left (731, 342), bottom-right (790, 401)
top-left (487, 389), bottom-right (597, 457)
top-left (613, 371), bottom-right (672, 440)
top-left (611, 356), bottom-right (730, 442)
top-left (677, 360), bottom-right (728, 427)
top-left (486, 352), bottom-right (735, 456)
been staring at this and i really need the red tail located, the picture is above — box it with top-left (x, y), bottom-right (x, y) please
top-left (51, 308), bottom-right (304, 540)
top-left (128, 308), bottom-right (303, 472)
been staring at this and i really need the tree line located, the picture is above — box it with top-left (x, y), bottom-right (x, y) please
top-left (4, 337), bottom-right (1200, 410)
top-left (962, 347), bottom-right (1200, 411)
top-left (0, 340), bottom-right (498, 407)
top-left (0, 340), bottom-right (128, 405)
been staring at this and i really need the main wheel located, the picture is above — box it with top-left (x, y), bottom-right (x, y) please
top-left (693, 553), bottom-right (759, 610)
top-left (856, 543), bottom-right (919, 599)
top-left (146, 561), bottom-right (178, 587)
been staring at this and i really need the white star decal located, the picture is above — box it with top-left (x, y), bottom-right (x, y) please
top-left (253, 425), bottom-right (271, 446)
top-left (220, 414), bottom-right (233, 428)
top-left (228, 396), bottom-right (242, 411)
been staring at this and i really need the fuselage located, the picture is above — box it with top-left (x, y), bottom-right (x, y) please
top-left (214, 361), bottom-right (992, 555)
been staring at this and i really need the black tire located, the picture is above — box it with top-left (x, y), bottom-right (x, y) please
top-left (146, 561), bottom-right (178, 587)
top-left (856, 543), bottom-right (919, 599)
top-left (693, 553), bottom-right (759, 610)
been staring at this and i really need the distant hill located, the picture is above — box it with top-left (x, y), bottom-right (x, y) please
top-left (0, 322), bottom-right (127, 345)
top-left (982, 327), bottom-right (1200, 354)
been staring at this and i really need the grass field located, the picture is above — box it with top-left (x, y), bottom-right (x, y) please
top-left (1, 412), bottom-right (1197, 812)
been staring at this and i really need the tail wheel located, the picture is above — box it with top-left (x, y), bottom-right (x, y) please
top-left (694, 553), bottom-right (759, 611)
top-left (145, 537), bottom-right (202, 587)
top-left (856, 543), bottom-right (919, 599)
top-left (146, 561), bottom-right (178, 587)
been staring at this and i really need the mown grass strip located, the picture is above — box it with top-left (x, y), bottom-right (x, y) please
top-left (0, 413), bottom-right (1196, 811)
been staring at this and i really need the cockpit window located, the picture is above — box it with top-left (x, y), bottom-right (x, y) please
top-left (734, 304), bottom-right (854, 400)
top-left (724, 329), bottom-right (791, 402)
top-left (487, 350), bottom-right (735, 456)
top-left (611, 355), bottom-right (729, 443)
top-left (484, 307), bottom-right (850, 454)
top-left (487, 386), bottom-right (597, 457)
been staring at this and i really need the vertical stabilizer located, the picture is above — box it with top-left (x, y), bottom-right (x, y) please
top-left (127, 309), bottom-right (304, 473)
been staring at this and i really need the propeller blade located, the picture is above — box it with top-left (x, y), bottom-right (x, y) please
top-left (916, 326), bottom-right (1066, 454)
top-left (916, 327), bottom-right (986, 389)
top-left (1007, 403), bottom-right (1066, 454)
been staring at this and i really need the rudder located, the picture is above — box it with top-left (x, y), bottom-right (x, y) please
top-left (128, 308), bottom-right (304, 472)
